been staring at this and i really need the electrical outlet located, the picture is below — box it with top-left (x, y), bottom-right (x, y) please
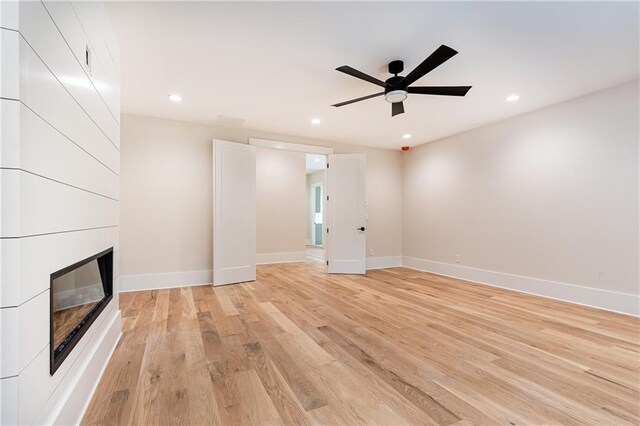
top-left (84, 45), bottom-right (93, 75)
top-left (369, 249), bottom-right (374, 257)
top-left (455, 254), bottom-right (461, 264)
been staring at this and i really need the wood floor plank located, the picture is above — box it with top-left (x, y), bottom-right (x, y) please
top-left (82, 332), bottom-right (146, 425)
top-left (243, 341), bottom-right (310, 425)
top-left (83, 262), bottom-right (640, 425)
top-left (246, 319), bottom-right (328, 412)
top-left (318, 324), bottom-right (459, 425)
top-left (260, 301), bottom-right (334, 366)
top-left (127, 332), bottom-right (165, 425)
top-left (233, 369), bottom-right (283, 425)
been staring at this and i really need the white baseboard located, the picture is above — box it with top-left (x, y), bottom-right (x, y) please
top-left (118, 257), bottom-right (638, 316)
top-left (119, 254), bottom-right (308, 292)
top-left (367, 256), bottom-right (402, 270)
top-left (120, 270), bottom-right (212, 292)
top-left (257, 251), bottom-right (306, 265)
top-left (401, 256), bottom-right (640, 317)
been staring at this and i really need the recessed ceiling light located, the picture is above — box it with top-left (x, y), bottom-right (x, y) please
top-left (311, 118), bottom-right (321, 125)
top-left (505, 94), bottom-right (520, 102)
top-left (402, 133), bottom-right (412, 140)
top-left (168, 94), bottom-right (183, 102)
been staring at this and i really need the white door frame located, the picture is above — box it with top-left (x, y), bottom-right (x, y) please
top-left (213, 139), bottom-right (256, 286)
top-left (249, 138), bottom-right (334, 155)
top-left (310, 181), bottom-right (324, 247)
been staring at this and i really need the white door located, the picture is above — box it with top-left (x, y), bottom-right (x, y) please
top-left (326, 154), bottom-right (366, 274)
top-left (213, 140), bottom-right (256, 286)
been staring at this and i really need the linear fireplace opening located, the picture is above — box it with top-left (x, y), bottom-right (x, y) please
top-left (50, 247), bottom-right (113, 375)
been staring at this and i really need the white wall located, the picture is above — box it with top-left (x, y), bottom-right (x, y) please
top-left (256, 147), bottom-right (307, 262)
top-left (0, 2), bottom-right (121, 424)
top-left (119, 115), bottom-right (213, 278)
top-left (119, 113), bottom-right (403, 286)
top-left (403, 81), bottom-right (639, 314)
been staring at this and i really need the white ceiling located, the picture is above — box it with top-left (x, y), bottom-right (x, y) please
top-left (105, 2), bottom-right (639, 150)
top-left (306, 154), bottom-right (326, 174)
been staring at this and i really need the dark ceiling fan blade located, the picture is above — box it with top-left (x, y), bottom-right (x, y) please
top-left (400, 45), bottom-right (458, 87)
top-left (408, 86), bottom-right (472, 96)
top-left (391, 101), bottom-right (404, 117)
top-left (336, 66), bottom-right (386, 87)
top-left (332, 92), bottom-right (384, 107)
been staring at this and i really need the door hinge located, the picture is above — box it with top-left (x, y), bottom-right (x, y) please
top-left (326, 195), bottom-right (329, 201)
top-left (326, 163), bottom-right (329, 168)
top-left (326, 260), bottom-right (329, 265)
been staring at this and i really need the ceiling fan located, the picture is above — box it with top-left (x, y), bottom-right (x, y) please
top-left (332, 44), bottom-right (472, 117)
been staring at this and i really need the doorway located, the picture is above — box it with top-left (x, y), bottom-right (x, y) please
top-left (306, 154), bottom-right (326, 261)
top-left (241, 138), bottom-right (367, 276)
top-left (311, 182), bottom-right (323, 246)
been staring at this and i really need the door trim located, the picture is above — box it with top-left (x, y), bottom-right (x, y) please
top-left (249, 138), bottom-right (334, 155)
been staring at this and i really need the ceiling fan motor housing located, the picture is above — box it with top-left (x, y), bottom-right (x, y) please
top-left (385, 75), bottom-right (406, 92)
top-left (388, 60), bottom-right (404, 75)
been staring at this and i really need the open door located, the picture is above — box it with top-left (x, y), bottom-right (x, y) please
top-left (213, 140), bottom-right (256, 286)
top-left (326, 154), bottom-right (366, 274)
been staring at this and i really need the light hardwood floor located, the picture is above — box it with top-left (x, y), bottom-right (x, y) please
top-left (83, 262), bottom-right (640, 425)
top-left (305, 245), bottom-right (325, 261)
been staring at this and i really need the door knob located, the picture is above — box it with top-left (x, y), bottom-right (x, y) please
top-left (357, 227), bottom-right (366, 231)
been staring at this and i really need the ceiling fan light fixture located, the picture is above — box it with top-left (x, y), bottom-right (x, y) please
top-left (332, 45), bottom-right (471, 117)
top-left (385, 90), bottom-right (408, 103)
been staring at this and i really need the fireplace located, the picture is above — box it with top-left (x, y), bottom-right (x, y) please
top-left (50, 248), bottom-right (114, 375)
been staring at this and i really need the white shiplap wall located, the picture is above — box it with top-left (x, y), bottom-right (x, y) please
top-left (0, 2), bottom-right (121, 424)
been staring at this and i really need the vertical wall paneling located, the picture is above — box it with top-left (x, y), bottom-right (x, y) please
top-left (0, 28), bottom-right (19, 99)
top-left (41, 1), bottom-right (121, 127)
top-left (17, 1), bottom-right (119, 144)
top-left (0, 2), bottom-right (121, 424)
top-left (0, 2), bottom-right (19, 30)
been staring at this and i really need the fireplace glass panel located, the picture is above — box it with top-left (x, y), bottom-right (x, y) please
top-left (50, 248), bottom-right (113, 374)
top-left (52, 260), bottom-right (105, 349)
